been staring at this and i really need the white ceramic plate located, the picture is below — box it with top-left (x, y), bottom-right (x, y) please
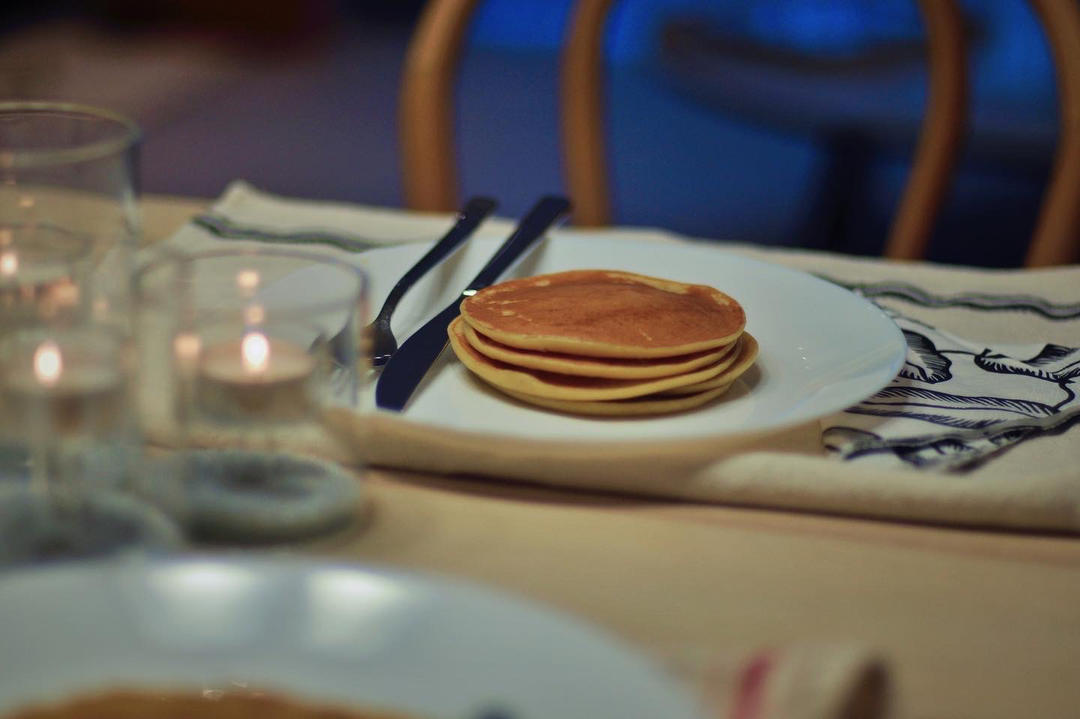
top-left (0, 557), bottom-right (702, 719)
top-left (357, 234), bottom-right (905, 442)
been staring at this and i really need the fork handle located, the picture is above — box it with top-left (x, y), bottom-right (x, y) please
top-left (373, 196), bottom-right (497, 322)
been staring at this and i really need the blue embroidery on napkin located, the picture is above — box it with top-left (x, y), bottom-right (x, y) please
top-left (192, 214), bottom-right (381, 253)
top-left (818, 278), bottom-right (1080, 320)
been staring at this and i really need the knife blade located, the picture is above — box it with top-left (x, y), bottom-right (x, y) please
top-left (375, 195), bottom-right (571, 411)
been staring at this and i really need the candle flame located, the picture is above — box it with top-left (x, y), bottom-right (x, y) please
top-left (0, 250), bottom-right (17, 277)
top-left (33, 341), bottom-right (62, 387)
top-left (241, 331), bottom-right (270, 375)
top-left (236, 270), bottom-right (260, 292)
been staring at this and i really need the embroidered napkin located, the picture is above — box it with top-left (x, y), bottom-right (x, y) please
top-left (821, 284), bottom-right (1080, 471)
top-left (149, 182), bottom-right (1080, 533)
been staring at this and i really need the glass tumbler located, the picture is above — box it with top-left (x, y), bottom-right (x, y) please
top-left (0, 102), bottom-right (141, 332)
top-left (135, 247), bottom-right (370, 543)
top-left (136, 246), bottom-right (369, 436)
top-left (0, 305), bottom-right (182, 565)
top-left (0, 102), bottom-right (181, 565)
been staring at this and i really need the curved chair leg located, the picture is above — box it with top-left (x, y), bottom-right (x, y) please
top-left (884, 0), bottom-right (967, 261)
top-left (561, 0), bottom-right (617, 227)
top-left (1025, 0), bottom-right (1080, 267)
top-left (400, 0), bottom-right (483, 212)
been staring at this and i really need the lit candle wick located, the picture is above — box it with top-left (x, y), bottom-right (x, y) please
top-left (0, 250), bottom-right (17, 277)
top-left (241, 331), bottom-right (270, 375)
top-left (33, 341), bottom-right (63, 387)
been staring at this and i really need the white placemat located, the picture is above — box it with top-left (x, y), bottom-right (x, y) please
top-left (149, 181), bottom-right (1080, 532)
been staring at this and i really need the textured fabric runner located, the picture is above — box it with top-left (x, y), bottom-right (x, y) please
top-left (147, 181), bottom-right (1080, 533)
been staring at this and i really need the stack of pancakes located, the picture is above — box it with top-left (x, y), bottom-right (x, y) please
top-left (447, 270), bottom-right (757, 416)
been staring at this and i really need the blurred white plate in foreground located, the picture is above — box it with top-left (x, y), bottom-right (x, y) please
top-left (0, 556), bottom-right (702, 719)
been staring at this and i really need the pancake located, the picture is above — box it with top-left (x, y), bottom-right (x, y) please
top-left (462, 320), bottom-right (736, 379)
top-left (447, 316), bottom-right (741, 401)
top-left (499, 383), bottom-right (733, 416)
top-left (460, 269), bottom-right (746, 358)
top-left (657, 332), bottom-right (759, 396)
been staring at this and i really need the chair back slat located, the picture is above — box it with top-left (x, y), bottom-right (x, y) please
top-left (400, 0), bottom-right (481, 212)
top-left (883, 0), bottom-right (967, 261)
top-left (561, 0), bottom-right (617, 227)
top-left (1025, 0), bottom-right (1080, 267)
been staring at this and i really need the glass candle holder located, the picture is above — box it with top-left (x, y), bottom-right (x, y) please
top-left (136, 247), bottom-right (369, 436)
top-left (135, 247), bottom-right (369, 544)
top-left (0, 323), bottom-right (182, 564)
top-left (0, 103), bottom-right (182, 564)
top-left (0, 326), bottom-right (129, 496)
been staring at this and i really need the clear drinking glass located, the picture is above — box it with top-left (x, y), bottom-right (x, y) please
top-left (136, 247), bottom-right (369, 434)
top-left (0, 102), bottom-right (141, 331)
top-left (0, 102), bottom-right (180, 565)
top-left (0, 324), bottom-right (181, 564)
top-left (135, 247), bottom-right (369, 544)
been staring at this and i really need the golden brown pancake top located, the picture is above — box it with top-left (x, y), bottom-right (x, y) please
top-left (461, 270), bottom-right (746, 358)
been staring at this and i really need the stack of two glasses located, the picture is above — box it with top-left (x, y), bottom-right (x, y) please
top-left (0, 101), bottom-right (175, 563)
top-left (0, 102), bottom-right (370, 565)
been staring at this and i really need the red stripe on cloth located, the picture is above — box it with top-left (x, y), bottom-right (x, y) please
top-left (730, 651), bottom-right (776, 719)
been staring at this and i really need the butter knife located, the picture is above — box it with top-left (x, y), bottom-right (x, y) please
top-left (375, 195), bottom-right (571, 411)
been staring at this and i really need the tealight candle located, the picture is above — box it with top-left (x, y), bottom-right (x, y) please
top-left (1, 337), bottom-right (125, 436)
top-left (196, 330), bottom-right (317, 422)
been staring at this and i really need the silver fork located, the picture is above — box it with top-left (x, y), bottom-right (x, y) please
top-left (368, 196), bottom-right (497, 366)
top-left (323, 197), bottom-right (497, 401)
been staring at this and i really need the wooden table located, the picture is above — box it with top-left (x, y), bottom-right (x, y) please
top-left (143, 195), bottom-right (1080, 719)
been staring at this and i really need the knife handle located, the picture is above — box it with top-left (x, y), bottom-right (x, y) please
top-left (464, 195), bottom-right (570, 293)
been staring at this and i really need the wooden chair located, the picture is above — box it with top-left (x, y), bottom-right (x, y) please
top-left (1024, 0), bottom-right (1080, 266)
top-left (399, 0), bottom-right (1079, 266)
